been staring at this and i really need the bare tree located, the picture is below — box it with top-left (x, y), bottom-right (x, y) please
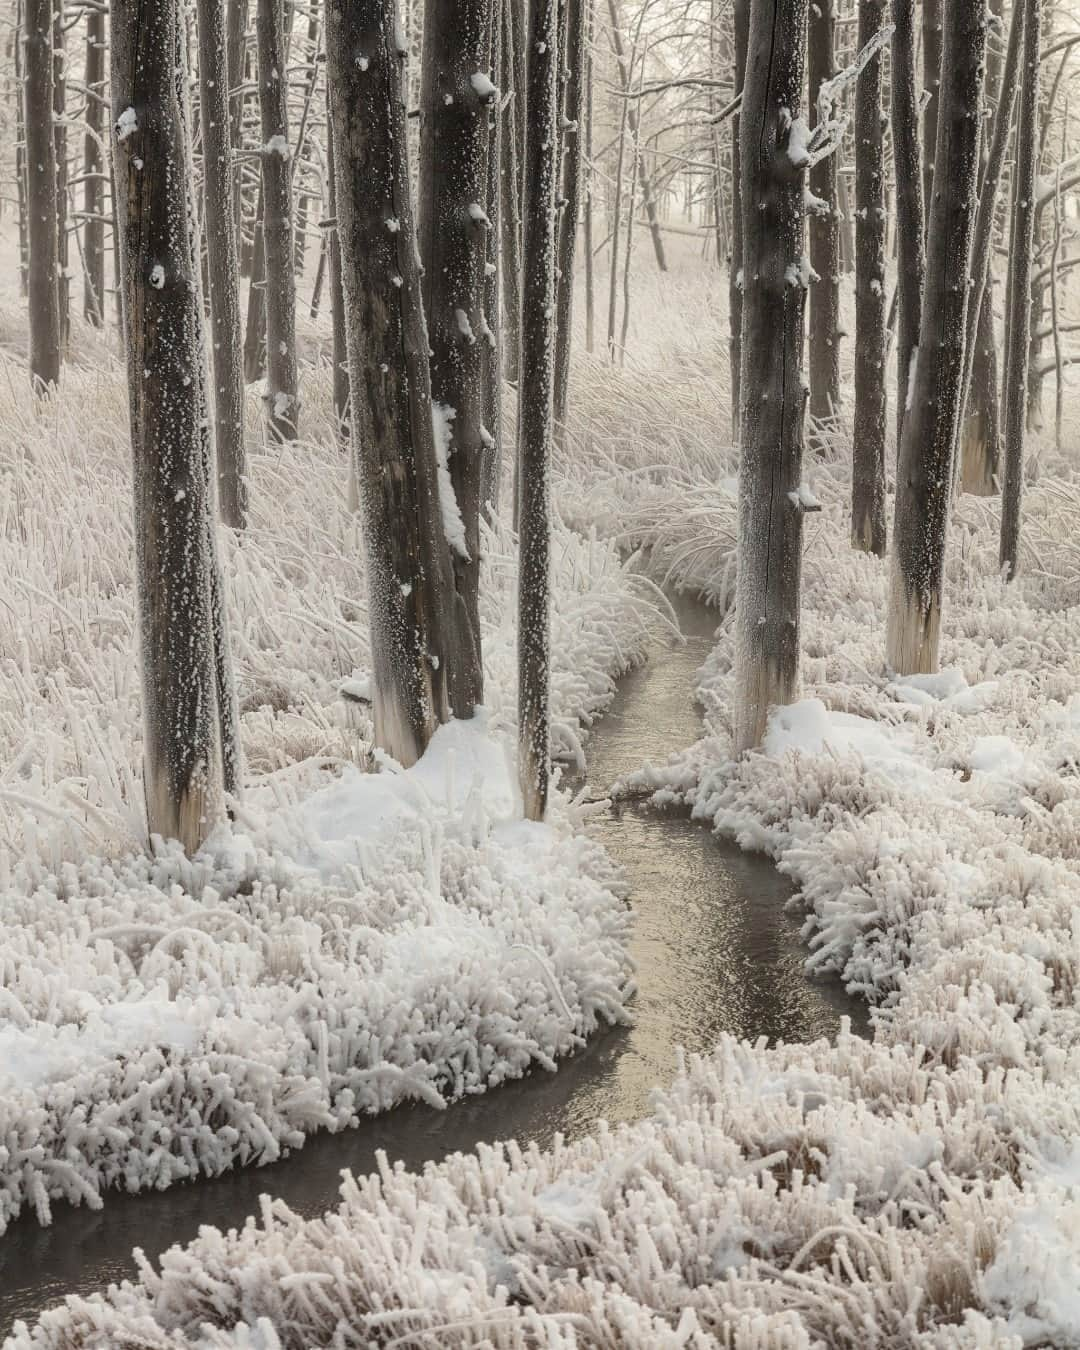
top-left (887, 0), bottom-right (986, 674)
top-left (733, 0), bottom-right (809, 753)
top-left (891, 0), bottom-right (923, 447)
top-left (518, 0), bottom-right (560, 818)
top-left (257, 0), bottom-right (299, 440)
top-left (417, 0), bottom-right (494, 717)
top-left (808, 0), bottom-right (841, 425)
top-left (83, 5), bottom-right (106, 326)
top-left (1000, 0), bottom-right (1040, 578)
top-left (226, 0), bottom-right (248, 248)
top-left (326, 0), bottom-right (458, 766)
top-left (112, 0), bottom-right (238, 850)
top-left (196, 0), bottom-right (248, 527)
top-left (606, 0), bottom-right (666, 273)
top-left (552, 0), bottom-right (586, 439)
top-left (53, 0), bottom-right (69, 349)
top-left (921, 0), bottom-right (942, 222)
top-left (25, 0), bottom-right (60, 390)
top-left (852, 0), bottom-right (887, 555)
top-left (728, 0), bottom-right (748, 441)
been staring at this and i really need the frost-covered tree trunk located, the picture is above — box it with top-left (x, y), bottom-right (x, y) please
top-left (83, 6), bottom-right (106, 326)
top-left (15, 0), bottom-right (29, 299)
top-left (728, 0), bottom-right (748, 441)
top-left (890, 0), bottom-right (923, 447)
top-left (886, 0), bottom-right (985, 674)
top-left (1000, 0), bottom-right (1040, 579)
top-left (417, 0), bottom-right (493, 718)
top-left (921, 0), bottom-right (941, 226)
top-left (226, 0), bottom-right (248, 248)
top-left (852, 0), bottom-right (887, 555)
top-left (552, 0), bottom-right (585, 438)
top-left (112, 0), bottom-right (235, 850)
top-left (500, 0), bottom-right (524, 387)
top-left (257, 0), bottom-right (299, 439)
top-left (53, 0), bottom-right (69, 349)
top-left (733, 0), bottom-right (809, 755)
top-left (480, 0), bottom-right (503, 513)
top-left (25, 0), bottom-right (60, 390)
top-left (243, 181), bottom-right (267, 381)
top-left (196, 0), bottom-right (248, 528)
top-left (517, 0), bottom-right (559, 818)
top-left (326, 0), bottom-right (456, 766)
top-left (807, 0), bottom-right (841, 424)
top-left (325, 91), bottom-right (349, 447)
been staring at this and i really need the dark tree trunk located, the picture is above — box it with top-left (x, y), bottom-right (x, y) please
top-left (53, 0), bottom-right (69, 349)
top-left (552, 0), bottom-right (585, 438)
top-left (1000, 0), bottom-right (1040, 578)
top-left (582, 0), bottom-right (594, 354)
top-left (15, 0), bottom-right (29, 298)
top-left (112, 0), bottom-right (237, 850)
top-left (890, 0), bottom-right (924, 447)
top-left (196, 0), bottom-right (248, 528)
top-left (325, 90), bottom-right (349, 448)
top-left (921, 0), bottom-right (942, 227)
top-left (606, 0), bottom-right (666, 272)
top-left (887, 0), bottom-right (986, 673)
top-left (728, 0), bottom-right (748, 441)
top-left (808, 0), bottom-right (841, 424)
top-left (733, 0), bottom-right (809, 753)
top-left (481, 0), bottom-right (503, 514)
top-left (517, 0), bottom-right (560, 819)
top-left (227, 0), bottom-right (248, 254)
top-left (852, 0), bottom-right (887, 555)
top-left (243, 181), bottom-right (266, 381)
top-left (326, 0), bottom-right (457, 766)
top-left (500, 0), bottom-right (523, 385)
top-left (24, 0), bottom-right (61, 389)
top-left (83, 7), bottom-right (106, 326)
top-left (417, 0), bottom-right (493, 718)
top-left (257, 0), bottom-right (299, 439)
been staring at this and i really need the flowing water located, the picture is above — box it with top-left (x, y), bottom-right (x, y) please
top-left (0, 592), bottom-right (866, 1338)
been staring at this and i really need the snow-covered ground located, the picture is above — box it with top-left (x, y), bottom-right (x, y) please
top-left (11, 243), bottom-right (1080, 1344)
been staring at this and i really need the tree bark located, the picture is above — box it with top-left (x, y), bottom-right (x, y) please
top-left (852, 0), bottom-right (887, 555)
top-left (887, 0), bottom-right (986, 674)
top-left (481, 0), bottom-right (503, 514)
top-left (517, 0), bottom-right (559, 819)
top-left (227, 0), bottom-right (248, 253)
top-left (890, 0), bottom-right (924, 448)
top-left (112, 0), bottom-right (236, 850)
top-left (243, 180), bottom-right (267, 381)
top-left (326, 0), bottom-right (457, 766)
top-left (196, 0), bottom-right (248, 528)
top-left (417, 0), bottom-right (493, 717)
top-left (728, 0), bottom-right (748, 441)
top-left (552, 0), bottom-right (586, 438)
top-left (53, 0), bottom-right (69, 349)
top-left (1000, 0), bottom-right (1040, 578)
top-left (733, 0), bottom-right (809, 754)
top-left (499, 0), bottom-right (523, 385)
top-left (921, 0), bottom-right (942, 228)
top-left (808, 0), bottom-right (841, 424)
top-left (325, 89), bottom-right (350, 448)
top-left (83, 7), bottom-right (106, 326)
top-left (24, 0), bottom-right (61, 389)
top-left (257, 0), bottom-right (299, 439)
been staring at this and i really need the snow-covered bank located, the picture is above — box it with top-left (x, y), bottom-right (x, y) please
top-left (0, 337), bottom-right (668, 1238)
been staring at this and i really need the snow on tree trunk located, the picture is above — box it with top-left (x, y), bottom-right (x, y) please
top-left (807, 0), bottom-right (841, 426)
top-left (243, 180), bottom-right (267, 381)
top-left (111, 0), bottom-right (236, 850)
top-left (552, 0), bottom-right (586, 441)
top-left (226, 0), bottom-right (248, 250)
top-left (732, 0), bottom-right (809, 755)
top-left (890, 0), bottom-right (924, 450)
top-left (728, 0), bottom-right (748, 442)
top-left (416, 0), bottom-right (493, 718)
top-left (480, 0), bottom-right (503, 515)
top-left (500, 0), bottom-right (524, 388)
top-left (325, 88), bottom-right (350, 450)
top-left (921, 0), bottom-right (942, 227)
top-left (325, 0), bottom-right (456, 766)
top-left (257, 0), bottom-right (300, 441)
top-left (24, 0), bottom-right (61, 391)
top-left (53, 0), bottom-right (69, 351)
top-left (517, 0), bottom-right (559, 819)
top-left (851, 0), bottom-right (887, 556)
top-left (196, 0), bottom-right (248, 529)
top-left (1000, 0), bottom-right (1040, 579)
top-left (83, 7), bottom-right (106, 326)
top-left (886, 0), bottom-right (986, 675)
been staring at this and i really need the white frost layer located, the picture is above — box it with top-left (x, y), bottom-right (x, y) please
top-left (431, 400), bottom-right (470, 559)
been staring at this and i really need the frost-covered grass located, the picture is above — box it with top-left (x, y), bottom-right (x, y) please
top-left (0, 289), bottom-right (671, 1240)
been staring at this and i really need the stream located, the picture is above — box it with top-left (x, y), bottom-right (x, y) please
top-left (0, 592), bottom-right (866, 1339)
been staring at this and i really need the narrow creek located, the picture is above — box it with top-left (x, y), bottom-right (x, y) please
top-left (0, 591), bottom-right (866, 1339)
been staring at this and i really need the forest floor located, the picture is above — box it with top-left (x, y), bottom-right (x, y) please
top-left (9, 237), bottom-right (1080, 1345)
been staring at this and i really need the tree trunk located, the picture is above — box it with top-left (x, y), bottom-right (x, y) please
top-left (325, 89), bottom-right (350, 447)
top-left (227, 0), bottom-right (248, 253)
top-left (480, 0), bottom-right (503, 514)
top-left (83, 7), bottom-right (106, 326)
top-left (243, 180), bottom-right (267, 381)
top-left (417, 0), bottom-right (492, 718)
top-left (808, 0), bottom-right (841, 424)
top-left (517, 0), bottom-right (559, 819)
top-left (583, 0), bottom-right (594, 354)
top-left (728, 0), bottom-right (748, 441)
top-left (852, 0), bottom-right (887, 555)
top-left (325, 0), bottom-right (457, 766)
top-left (733, 0), bottom-right (809, 754)
top-left (24, 0), bottom-right (61, 389)
top-left (1000, 0), bottom-right (1040, 578)
top-left (196, 0), bottom-right (248, 528)
top-left (921, 0), bottom-right (942, 227)
top-left (500, 0), bottom-right (523, 385)
top-left (53, 0), bottom-right (69, 350)
top-left (552, 0), bottom-right (585, 438)
top-left (887, 0), bottom-right (986, 674)
top-left (257, 0), bottom-right (299, 439)
top-left (15, 0), bottom-right (29, 298)
top-left (111, 0), bottom-right (236, 851)
top-left (890, 0), bottom-right (924, 448)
